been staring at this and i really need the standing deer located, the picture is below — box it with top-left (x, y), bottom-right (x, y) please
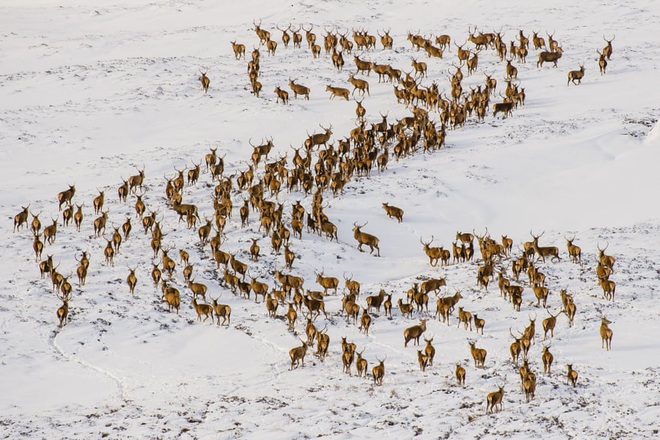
top-left (199, 70), bottom-right (210, 94)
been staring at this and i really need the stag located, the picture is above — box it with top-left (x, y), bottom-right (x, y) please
top-left (352, 222), bottom-right (380, 256)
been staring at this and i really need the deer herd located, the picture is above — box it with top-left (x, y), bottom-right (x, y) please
top-left (12, 20), bottom-right (620, 414)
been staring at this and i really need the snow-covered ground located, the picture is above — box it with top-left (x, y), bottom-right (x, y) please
top-left (2, 0), bottom-right (660, 438)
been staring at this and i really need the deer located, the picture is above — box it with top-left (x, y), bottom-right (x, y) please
top-left (348, 74), bottom-right (370, 96)
top-left (199, 69), bottom-right (210, 94)
top-left (598, 276), bottom-right (616, 301)
top-left (530, 230), bottom-right (560, 262)
top-left (456, 364), bottom-right (466, 386)
top-left (265, 294), bottom-right (279, 318)
top-left (532, 31), bottom-right (546, 50)
top-left (276, 25), bottom-right (290, 48)
top-left (403, 318), bottom-right (427, 347)
top-left (533, 285), bottom-right (549, 308)
top-left (547, 31), bottom-right (559, 52)
top-left (61, 203), bottom-right (73, 227)
top-left (523, 370), bottom-right (536, 403)
top-left (325, 85), bottom-right (350, 100)
top-left (567, 64), bottom-right (585, 86)
top-left (565, 235), bottom-right (582, 263)
top-left (366, 289), bottom-right (386, 313)
top-left (204, 147), bottom-right (218, 173)
top-left (301, 24), bottom-right (316, 48)
top-left (343, 272), bottom-right (360, 298)
top-left (542, 343), bottom-right (554, 375)
top-left (597, 242), bottom-right (616, 271)
top-left (342, 295), bottom-right (360, 324)
top-left (542, 309), bottom-right (563, 340)
top-left (211, 297), bottom-right (231, 326)
top-left (602, 35), bottom-right (615, 60)
top-left (438, 290), bottom-right (463, 316)
top-left (456, 231), bottom-right (474, 245)
top-left (466, 51), bottom-right (479, 75)
top-left (283, 244), bottom-right (296, 269)
top-left (382, 202), bottom-right (404, 222)
top-left (252, 19), bottom-right (271, 45)
top-left (188, 279), bottom-right (208, 302)
top-left (249, 274), bottom-right (269, 304)
top-left (468, 340), bottom-right (487, 369)
top-left (111, 225), bottom-right (122, 253)
top-left (473, 314), bottom-right (485, 335)
top-left (133, 192), bottom-right (146, 219)
top-left (566, 364), bottom-right (578, 387)
top-left (288, 78), bottom-right (310, 100)
top-left (50, 264), bottom-right (64, 293)
top-left (73, 204), bottom-right (84, 231)
top-left (191, 296), bottom-right (213, 323)
top-left (493, 98), bottom-right (514, 118)
top-left (560, 289), bottom-right (577, 327)
top-left (423, 337), bottom-right (435, 366)
top-left (33, 233), bottom-right (44, 263)
top-left (230, 40), bottom-right (245, 59)
top-left (117, 177), bottom-right (129, 203)
top-left (289, 340), bottom-right (308, 370)
top-left (509, 328), bottom-right (523, 364)
top-left (161, 248), bottom-right (176, 277)
top-left (285, 302), bottom-right (297, 330)
top-left (150, 261), bottom-right (161, 287)
top-left (399, 298), bottom-right (414, 319)
top-left (353, 222), bottom-right (380, 256)
top-left (315, 270), bottom-right (338, 295)
top-left (523, 313), bottom-right (537, 347)
top-left (378, 29), bottom-right (393, 49)
top-left (353, 55), bottom-right (373, 75)
top-left (13, 205), bottom-right (30, 232)
top-left (316, 329), bottom-right (330, 362)
top-left (92, 211), bottom-right (108, 238)
top-left (420, 236), bottom-right (444, 267)
top-left (600, 316), bottom-right (613, 350)
top-left (434, 34), bottom-right (450, 50)
top-left (182, 262), bottom-right (194, 283)
top-left (417, 350), bottom-right (429, 372)
top-left (57, 184), bottom-right (76, 210)
top-left (229, 253), bottom-right (247, 280)
top-left (305, 124), bottom-right (333, 149)
top-left (457, 307), bottom-right (473, 331)
top-left (303, 294), bottom-right (327, 321)
top-left (266, 38), bottom-right (277, 56)
top-left (39, 254), bottom-right (54, 279)
top-left (304, 319), bottom-right (318, 346)
top-left (56, 291), bottom-right (70, 328)
top-left (498, 270), bottom-right (511, 300)
top-left (274, 86), bottom-right (289, 104)
top-left (597, 49), bottom-right (608, 75)
top-left (290, 25), bottom-right (303, 48)
top-left (372, 357), bottom-right (386, 385)
top-left (341, 338), bottom-right (356, 376)
top-left (455, 41), bottom-right (470, 62)
top-left (355, 348), bottom-right (368, 378)
top-left (420, 277), bottom-right (446, 296)
top-left (537, 46), bottom-right (563, 67)
top-left (43, 217), bottom-right (58, 245)
top-left (126, 266), bottom-right (138, 295)
top-left (497, 235), bottom-right (513, 257)
top-left (359, 308), bottom-right (372, 335)
top-left (353, 98), bottom-right (367, 122)
top-left (486, 385), bottom-right (505, 414)
top-left (411, 58), bottom-right (427, 78)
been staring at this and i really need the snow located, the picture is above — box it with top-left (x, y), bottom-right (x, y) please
top-left (2, 0), bottom-right (660, 438)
